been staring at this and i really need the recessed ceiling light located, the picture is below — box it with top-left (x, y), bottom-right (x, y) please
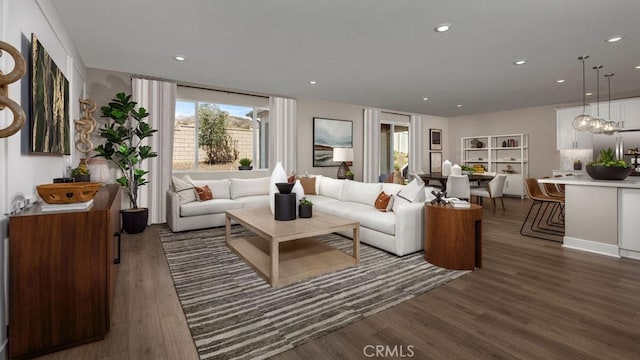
top-left (174, 55), bottom-right (185, 61)
top-left (635, 65), bottom-right (640, 69)
top-left (422, 97), bottom-right (429, 101)
top-left (309, 80), bottom-right (317, 85)
top-left (606, 35), bottom-right (624, 43)
top-left (456, 104), bottom-right (462, 108)
top-left (586, 92), bottom-right (593, 96)
top-left (513, 59), bottom-right (527, 65)
top-left (434, 23), bottom-right (452, 33)
top-left (556, 79), bottom-right (566, 83)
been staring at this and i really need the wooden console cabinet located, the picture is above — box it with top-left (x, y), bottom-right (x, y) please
top-left (424, 203), bottom-right (483, 270)
top-left (8, 184), bottom-right (121, 359)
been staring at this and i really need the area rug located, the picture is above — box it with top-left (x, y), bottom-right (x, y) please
top-left (159, 225), bottom-right (469, 360)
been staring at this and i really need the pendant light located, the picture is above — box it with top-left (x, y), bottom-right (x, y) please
top-left (602, 73), bottom-right (618, 135)
top-left (588, 65), bottom-right (605, 134)
top-left (572, 55), bottom-right (592, 131)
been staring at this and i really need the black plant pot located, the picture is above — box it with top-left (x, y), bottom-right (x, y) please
top-left (586, 165), bottom-right (632, 180)
top-left (299, 205), bottom-right (312, 218)
top-left (122, 208), bottom-right (149, 234)
top-left (73, 174), bottom-right (90, 182)
top-left (238, 166), bottom-right (253, 170)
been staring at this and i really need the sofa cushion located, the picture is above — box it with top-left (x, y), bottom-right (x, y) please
top-left (316, 201), bottom-right (395, 235)
top-left (172, 176), bottom-right (197, 205)
top-left (396, 178), bottom-right (426, 203)
top-left (230, 177), bottom-right (270, 199)
top-left (180, 199), bottom-right (242, 217)
top-left (300, 177), bottom-right (316, 195)
top-left (193, 179), bottom-right (230, 199)
top-left (318, 176), bottom-right (344, 200)
top-left (382, 183), bottom-right (405, 195)
top-left (195, 185), bottom-right (213, 201)
top-left (234, 195), bottom-right (270, 209)
top-left (302, 194), bottom-right (340, 206)
top-left (341, 180), bottom-right (382, 206)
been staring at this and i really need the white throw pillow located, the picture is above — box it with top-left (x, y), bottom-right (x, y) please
top-left (318, 176), bottom-right (344, 200)
top-left (172, 176), bottom-right (197, 205)
top-left (342, 180), bottom-right (382, 205)
top-left (392, 192), bottom-right (411, 213)
top-left (230, 177), bottom-right (270, 199)
top-left (396, 178), bottom-right (425, 203)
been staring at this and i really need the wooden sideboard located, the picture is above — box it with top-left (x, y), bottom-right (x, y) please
top-left (8, 184), bottom-right (121, 359)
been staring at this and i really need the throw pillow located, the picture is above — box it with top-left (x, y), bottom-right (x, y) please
top-left (300, 177), bottom-right (316, 195)
top-left (195, 185), bottom-right (213, 201)
top-left (374, 191), bottom-right (391, 212)
top-left (287, 175), bottom-right (296, 184)
top-left (172, 176), bottom-right (197, 205)
top-left (396, 178), bottom-right (424, 203)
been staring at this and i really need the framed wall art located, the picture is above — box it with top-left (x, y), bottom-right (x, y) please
top-left (429, 128), bottom-right (442, 151)
top-left (31, 33), bottom-right (70, 155)
top-left (430, 152), bottom-right (442, 173)
top-left (313, 117), bottom-right (353, 167)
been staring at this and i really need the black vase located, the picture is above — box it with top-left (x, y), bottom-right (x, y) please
top-left (299, 205), bottom-right (312, 218)
top-left (73, 174), bottom-right (90, 182)
top-left (122, 208), bottom-right (149, 234)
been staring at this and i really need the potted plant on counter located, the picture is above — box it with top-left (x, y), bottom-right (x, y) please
top-left (238, 157), bottom-right (253, 170)
top-left (299, 197), bottom-right (313, 218)
top-left (586, 148), bottom-right (632, 180)
top-left (71, 161), bottom-right (91, 182)
top-left (94, 92), bottom-right (157, 234)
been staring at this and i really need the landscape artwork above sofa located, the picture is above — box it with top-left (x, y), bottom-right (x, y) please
top-left (313, 117), bottom-right (352, 167)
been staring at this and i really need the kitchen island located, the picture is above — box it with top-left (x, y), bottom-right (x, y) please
top-left (539, 176), bottom-right (640, 260)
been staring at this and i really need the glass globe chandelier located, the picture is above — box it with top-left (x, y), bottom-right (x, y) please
top-left (588, 65), bottom-right (605, 134)
top-left (602, 73), bottom-right (619, 135)
top-left (572, 55), bottom-right (592, 131)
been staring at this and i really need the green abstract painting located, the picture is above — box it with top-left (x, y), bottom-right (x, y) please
top-left (31, 33), bottom-right (70, 155)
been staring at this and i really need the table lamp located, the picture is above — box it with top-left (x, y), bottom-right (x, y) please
top-left (333, 147), bottom-right (353, 179)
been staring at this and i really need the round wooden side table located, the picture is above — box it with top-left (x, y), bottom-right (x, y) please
top-left (424, 203), bottom-right (483, 270)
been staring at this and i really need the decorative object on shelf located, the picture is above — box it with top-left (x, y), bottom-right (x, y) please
top-left (36, 182), bottom-right (101, 204)
top-left (31, 34), bottom-right (71, 154)
top-left (573, 160), bottom-right (583, 170)
top-left (298, 197), bottom-right (313, 218)
top-left (71, 159), bottom-right (91, 182)
top-left (313, 117), bottom-right (352, 167)
top-left (451, 164), bottom-right (462, 176)
top-left (586, 148), bottom-right (632, 180)
top-left (602, 73), bottom-right (619, 135)
top-left (502, 165), bottom-right (516, 174)
top-left (442, 159), bottom-right (452, 175)
top-left (430, 152), bottom-right (442, 173)
top-left (470, 138), bottom-right (484, 148)
top-left (572, 55), bottom-right (593, 131)
top-left (95, 92), bottom-right (157, 233)
top-left (430, 190), bottom-right (447, 205)
top-left (274, 182), bottom-right (296, 221)
top-left (502, 140), bottom-right (507, 147)
top-left (429, 129), bottom-right (442, 150)
top-left (333, 147), bottom-right (353, 179)
top-left (86, 157), bottom-right (111, 183)
top-left (0, 40), bottom-right (27, 138)
top-left (238, 157), bottom-right (253, 170)
top-left (269, 162), bottom-right (287, 214)
top-left (74, 99), bottom-right (97, 156)
top-left (588, 65), bottom-right (606, 134)
top-left (472, 164), bottom-right (485, 173)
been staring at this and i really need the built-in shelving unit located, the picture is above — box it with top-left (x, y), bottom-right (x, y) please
top-left (461, 134), bottom-right (529, 198)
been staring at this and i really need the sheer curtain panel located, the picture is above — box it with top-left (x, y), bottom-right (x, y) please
top-left (363, 108), bottom-right (381, 183)
top-left (268, 97), bottom-right (297, 173)
top-left (132, 78), bottom-right (177, 224)
top-left (409, 114), bottom-right (424, 175)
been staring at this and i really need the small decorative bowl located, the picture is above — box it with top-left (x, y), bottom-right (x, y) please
top-left (275, 182), bottom-right (295, 194)
top-left (36, 182), bottom-right (101, 204)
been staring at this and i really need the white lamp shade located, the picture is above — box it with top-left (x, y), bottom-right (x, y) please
top-left (333, 148), bottom-right (354, 162)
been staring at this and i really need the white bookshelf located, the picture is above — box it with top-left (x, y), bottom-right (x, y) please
top-left (461, 134), bottom-right (528, 198)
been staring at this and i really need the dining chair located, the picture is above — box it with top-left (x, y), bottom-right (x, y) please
top-left (446, 175), bottom-right (470, 200)
top-left (520, 178), bottom-right (565, 240)
top-left (470, 174), bottom-right (507, 212)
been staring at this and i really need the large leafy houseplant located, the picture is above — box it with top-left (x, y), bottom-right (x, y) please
top-left (95, 93), bottom-right (157, 209)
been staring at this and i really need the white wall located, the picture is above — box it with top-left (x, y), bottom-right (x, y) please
top-left (447, 104), bottom-right (560, 178)
top-left (0, 0), bottom-right (86, 358)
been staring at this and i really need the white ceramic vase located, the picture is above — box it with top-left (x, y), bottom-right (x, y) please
top-left (269, 162), bottom-right (288, 214)
top-left (292, 180), bottom-right (304, 215)
top-left (451, 164), bottom-right (462, 176)
top-left (442, 160), bottom-right (452, 176)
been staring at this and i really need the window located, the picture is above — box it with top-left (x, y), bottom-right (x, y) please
top-left (379, 113), bottom-right (410, 179)
top-left (173, 87), bottom-right (269, 172)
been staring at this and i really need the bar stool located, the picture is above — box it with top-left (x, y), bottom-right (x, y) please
top-left (520, 178), bottom-right (565, 239)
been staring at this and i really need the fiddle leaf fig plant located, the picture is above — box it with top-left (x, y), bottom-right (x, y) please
top-left (94, 92), bottom-right (157, 208)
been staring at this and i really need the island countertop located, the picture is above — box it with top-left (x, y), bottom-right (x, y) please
top-left (539, 175), bottom-right (640, 188)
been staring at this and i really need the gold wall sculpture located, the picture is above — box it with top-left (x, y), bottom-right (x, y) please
top-left (74, 99), bottom-right (97, 157)
top-left (0, 40), bottom-right (27, 138)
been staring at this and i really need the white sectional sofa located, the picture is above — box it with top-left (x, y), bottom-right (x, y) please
top-left (167, 175), bottom-right (433, 256)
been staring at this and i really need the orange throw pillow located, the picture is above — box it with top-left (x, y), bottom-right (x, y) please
top-left (195, 185), bottom-right (213, 201)
top-left (374, 191), bottom-right (391, 212)
top-left (300, 177), bottom-right (316, 195)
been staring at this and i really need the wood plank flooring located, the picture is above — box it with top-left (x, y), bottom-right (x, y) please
top-left (35, 198), bottom-right (640, 360)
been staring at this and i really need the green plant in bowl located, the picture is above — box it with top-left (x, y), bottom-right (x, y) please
top-left (586, 148), bottom-right (632, 180)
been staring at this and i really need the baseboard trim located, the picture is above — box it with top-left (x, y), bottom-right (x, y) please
top-left (619, 249), bottom-right (640, 261)
top-left (562, 236), bottom-right (620, 258)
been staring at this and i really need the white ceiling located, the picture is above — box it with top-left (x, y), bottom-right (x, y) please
top-left (48, 0), bottom-right (640, 117)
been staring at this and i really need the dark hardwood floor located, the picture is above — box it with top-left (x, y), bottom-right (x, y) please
top-left (35, 197), bottom-right (640, 360)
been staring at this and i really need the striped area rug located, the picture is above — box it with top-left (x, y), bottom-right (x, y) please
top-left (159, 225), bottom-right (468, 360)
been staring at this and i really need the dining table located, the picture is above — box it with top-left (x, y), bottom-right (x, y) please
top-left (418, 173), bottom-right (496, 189)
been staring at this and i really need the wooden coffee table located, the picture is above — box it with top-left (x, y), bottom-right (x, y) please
top-left (225, 207), bottom-right (360, 287)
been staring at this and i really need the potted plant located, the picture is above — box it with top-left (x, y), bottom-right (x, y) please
top-left (71, 161), bottom-right (91, 182)
top-left (299, 197), bottom-right (313, 218)
top-left (94, 92), bottom-right (157, 234)
top-left (238, 157), bottom-right (253, 170)
top-left (573, 160), bottom-right (582, 170)
top-left (586, 148), bottom-right (632, 180)
top-left (345, 170), bottom-right (354, 180)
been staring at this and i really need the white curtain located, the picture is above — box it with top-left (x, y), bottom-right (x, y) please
top-left (409, 114), bottom-right (424, 175)
top-left (363, 108), bottom-right (381, 183)
top-left (132, 78), bottom-right (176, 224)
top-left (268, 97), bottom-right (297, 173)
